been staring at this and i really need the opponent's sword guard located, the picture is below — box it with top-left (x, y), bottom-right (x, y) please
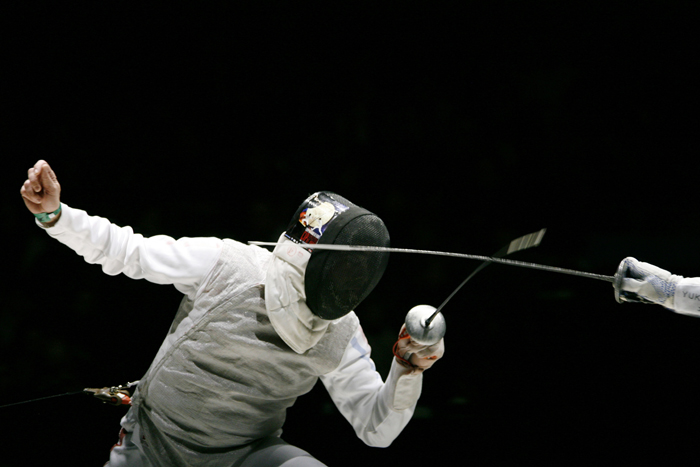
top-left (84, 382), bottom-right (137, 406)
top-left (613, 259), bottom-right (628, 304)
top-left (613, 259), bottom-right (655, 305)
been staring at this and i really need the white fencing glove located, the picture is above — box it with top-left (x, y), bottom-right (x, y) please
top-left (614, 257), bottom-right (682, 310)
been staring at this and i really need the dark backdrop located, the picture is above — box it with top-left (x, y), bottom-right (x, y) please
top-left (3, 2), bottom-right (700, 465)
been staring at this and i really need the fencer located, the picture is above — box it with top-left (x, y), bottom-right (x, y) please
top-left (615, 257), bottom-right (700, 317)
top-left (20, 160), bottom-right (445, 467)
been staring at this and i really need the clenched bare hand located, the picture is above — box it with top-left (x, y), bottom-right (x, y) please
top-left (20, 160), bottom-right (61, 215)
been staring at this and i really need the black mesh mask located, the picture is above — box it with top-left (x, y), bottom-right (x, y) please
top-left (285, 192), bottom-right (390, 320)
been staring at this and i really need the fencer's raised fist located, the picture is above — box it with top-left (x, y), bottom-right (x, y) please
top-left (20, 160), bottom-right (61, 215)
top-left (393, 324), bottom-right (445, 373)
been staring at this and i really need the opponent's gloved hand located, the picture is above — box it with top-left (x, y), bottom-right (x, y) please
top-left (614, 257), bottom-right (683, 310)
top-left (393, 324), bottom-right (445, 373)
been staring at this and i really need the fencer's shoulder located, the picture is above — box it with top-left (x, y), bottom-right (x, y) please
top-left (314, 311), bottom-right (361, 375)
top-left (327, 311), bottom-right (360, 346)
top-left (321, 311), bottom-right (359, 341)
top-left (213, 238), bottom-right (273, 278)
top-left (220, 238), bottom-right (273, 258)
top-left (336, 310), bottom-right (359, 330)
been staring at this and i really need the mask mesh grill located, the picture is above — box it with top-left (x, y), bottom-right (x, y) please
top-left (306, 214), bottom-right (389, 319)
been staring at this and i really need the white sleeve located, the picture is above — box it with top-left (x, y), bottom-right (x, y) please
top-left (673, 277), bottom-right (700, 317)
top-left (320, 325), bottom-right (423, 448)
top-left (38, 203), bottom-right (223, 298)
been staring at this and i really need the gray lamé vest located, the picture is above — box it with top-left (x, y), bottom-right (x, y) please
top-left (128, 239), bottom-right (359, 467)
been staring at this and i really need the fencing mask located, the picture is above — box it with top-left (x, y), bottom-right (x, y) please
top-left (285, 191), bottom-right (390, 320)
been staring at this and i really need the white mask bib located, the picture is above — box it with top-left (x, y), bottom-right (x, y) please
top-left (265, 233), bottom-right (330, 354)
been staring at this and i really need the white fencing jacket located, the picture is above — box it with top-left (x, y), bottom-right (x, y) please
top-left (39, 204), bottom-right (422, 466)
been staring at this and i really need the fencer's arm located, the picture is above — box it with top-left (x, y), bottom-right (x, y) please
top-left (674, 278), bottom-right (700, 317)
top-left (33, 203), bottom-right (222, 297)
top-left (615, 257), bottom-right (700, 317)
top-left (21, 160), bottom-right (220, 294)
top-left (320, 326), bottom-right (422, 448)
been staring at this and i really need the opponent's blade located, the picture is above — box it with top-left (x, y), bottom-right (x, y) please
top-left (248, 240), bottom-right (614, 283)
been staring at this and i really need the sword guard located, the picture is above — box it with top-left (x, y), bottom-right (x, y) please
top-left (84, 385), bottom-right (133, 406)
top-left (404, 305), bottom-right (446, 346)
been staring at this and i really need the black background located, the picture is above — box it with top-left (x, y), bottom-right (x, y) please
top-left (3, 2), bottom-right (700, 465)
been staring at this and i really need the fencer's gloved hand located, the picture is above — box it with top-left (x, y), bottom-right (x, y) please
top-left (614, 257), bottom-right (683, 310)
top-left (393, 324), bottom-right (445, 373)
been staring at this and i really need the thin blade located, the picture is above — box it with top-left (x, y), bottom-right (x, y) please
top-left (248, 239), bottom-right (614, 282)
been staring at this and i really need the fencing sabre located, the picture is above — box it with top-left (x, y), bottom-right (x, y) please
top-left (248, 237), bottom-right (615, 285)
top-left (0, 381), bottom-right (139, 410)
top-left (402, 228), bottom-right (547, 346)
top-left (390, 229), bottom-right (546, 366)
